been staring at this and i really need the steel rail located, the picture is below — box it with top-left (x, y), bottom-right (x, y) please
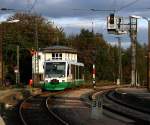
top-left (103, 90), bottom-right (150, 124)
top-left (46, 97), bottom-right (69, 125)
top-left (19, 90), bottom-right (72, 125)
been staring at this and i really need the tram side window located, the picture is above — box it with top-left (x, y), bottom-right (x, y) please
top-left (67, 64), bottom-right (72, 77)
top-left (79, 66), bottom-right (83, 79)
top-left (71, 65), bottom-right (75, 80)
top-left (75, 66), bottom-right (79, 79)
top-left (52, 53), bottom-right (55, 59)
top-left (67, 64), bottom-right (69, 76)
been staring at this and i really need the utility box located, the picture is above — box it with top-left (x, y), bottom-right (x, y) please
top-left (107, 13), bottom-right (118, 33)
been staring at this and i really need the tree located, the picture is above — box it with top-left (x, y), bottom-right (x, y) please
top-left (2, 13), bottom-right (147, 85)
top-left (69, 29), bottom-right (114, 82)
top-left (2, 12), bottom-right (65, 84)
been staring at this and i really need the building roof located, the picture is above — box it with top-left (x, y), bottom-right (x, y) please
top-left (42, 45), bottom-right (77, 53)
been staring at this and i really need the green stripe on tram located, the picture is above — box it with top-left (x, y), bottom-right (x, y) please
top-left (42, 82), bottom-right (70, 90)
top-left (42, 80), bottom-right (84, 91)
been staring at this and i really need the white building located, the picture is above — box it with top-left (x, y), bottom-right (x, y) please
top-left (32, 45), bottom-right (78, 83)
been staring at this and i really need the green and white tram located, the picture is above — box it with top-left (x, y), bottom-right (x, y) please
top-left (42, 60), bottom-right (84, 91)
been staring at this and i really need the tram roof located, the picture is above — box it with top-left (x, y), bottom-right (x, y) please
top-left (41, 45), bottom-right (77, 53)
top-left (44, 60), bottom-right (84, 66)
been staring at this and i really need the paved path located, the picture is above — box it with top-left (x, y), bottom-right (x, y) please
top-left (50, 88), bottom-right (133, 125)
top-left (116, 87), bottom-right (149, 94)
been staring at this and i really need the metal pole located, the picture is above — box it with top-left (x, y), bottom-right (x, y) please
top-left (17, 45), bottom-right (20, 85)
top-left (131, 35), bottom-right (136, 86)
top-left (148, 21), bottom-right (150, 90)
top-left (118, 37), bottom-right (122, 84)
top-left (130, 17), bottom-right (137, 86)
top-left (93, 64), bottom-right (96, 89)
top-left (16, 71), bottom-right (17, 85)
top-left (33, 50), bottom-right (36, 86)
top-left (35, 19), bottom-right (39, 85)
top-left (0, 24), bottom-right (3, 85)
top-left (116, 37), bottom-right (122, 85)
top-left (32, 50), bottom-right (35, 86)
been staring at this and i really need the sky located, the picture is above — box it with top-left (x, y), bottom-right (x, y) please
top-left (0, 0), bottom-right (150, 48)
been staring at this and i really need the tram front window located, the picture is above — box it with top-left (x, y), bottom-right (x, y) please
top-left (45, 62), bottom-right (65, 78)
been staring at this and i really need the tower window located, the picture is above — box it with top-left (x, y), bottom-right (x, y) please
top-left (52, 53), bottom-right (62, 60)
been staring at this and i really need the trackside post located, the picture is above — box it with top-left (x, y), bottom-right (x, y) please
top-left (93, 64), bottom-right (96, 89)
top-left (29, 79), bottom-right (33, 92)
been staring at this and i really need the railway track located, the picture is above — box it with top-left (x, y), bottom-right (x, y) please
top-left (19, 86), bottom-right (140, 125)
top-left (19, 92), bottom-right (69, 125)
top-left (102, 90), bottom-right (150, 125)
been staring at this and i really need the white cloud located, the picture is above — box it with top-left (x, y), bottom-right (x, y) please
top-left (0, 14), bottom-right (12, 22)
top-left (53, 17), bottom-right (105, 28)
top-left (50, 17), bottom-right (106, 34)
top-left (49, 0), bottom-right (67, 4)
top-left (108, 40), bottom-right (131, 48)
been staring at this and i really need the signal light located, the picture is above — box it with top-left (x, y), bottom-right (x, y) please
top-left (109, 13), bottom-right (114, 24)
top-left (30, 49), bottom-right (36, 56)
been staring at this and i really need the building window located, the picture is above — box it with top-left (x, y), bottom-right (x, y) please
top-left (52, 53), bottom-right (62, 60)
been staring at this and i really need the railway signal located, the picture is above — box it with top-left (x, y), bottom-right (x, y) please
top-left (107, 14), bottom-right (127, 35)
top-left (73, 0), bottom-right (139, 35)
top-left (109, 13), bottom-right (115, 24)
top-left (107, 13), bottom-right (117, 33)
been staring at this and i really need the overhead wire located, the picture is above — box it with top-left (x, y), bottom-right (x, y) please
top-left (80, 0), bottom-right (140, 14)
top-left (29, 0), bottom-right (38, 13)
top-left (111, 0), bottom-right (117, 12)
top-left (117, 0), bottom-right (141, 12)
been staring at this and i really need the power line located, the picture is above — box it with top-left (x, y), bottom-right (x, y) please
top-left (29, 0), bottom-right (38, 12)
top-left (74, 0), bottom-right (140, 13)
top-left (117, 0), bottom-right (140, 11)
